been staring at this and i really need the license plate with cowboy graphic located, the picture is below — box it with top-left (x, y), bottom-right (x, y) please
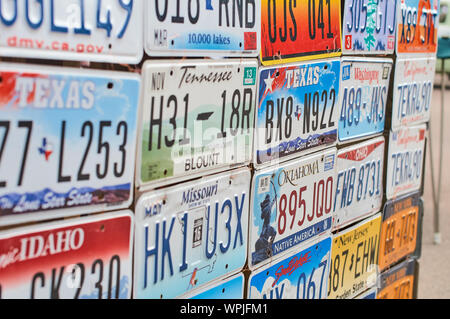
top-left (182, 273), bottom-right (244, 299)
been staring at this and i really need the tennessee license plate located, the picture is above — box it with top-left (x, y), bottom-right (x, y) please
top-left (377, 258), bottom-right (419, 299)
top-left (333, 136), bottom-right (385, 230)
top-left (386, 125), bottom-right (426, 200)
top-left (144, 0), bottom-right (260, 57)
top-left (183, 273), bottom-right (244, 299)
top-left (137, 59), bottom-right (257, 190)
top-left (342, 0), bottom-right (397, 55)
top-left (0, 210), bottom-right (134, 299)
top-left (134, 168), bottom-right (250, 299)
top-left (254, 59), bottom-right (339, 168)
top-left (0, 0), bottom-right (143, 64)
top-left (260, 0), bottom-right (342, 66)
top-left (327, 213), bottom-right (381, 299)
top-left (0, 63), bottom-right (140, 226)
top-left (338, 57), bottom-right (392, 143)
top-left (249, 148), bottom-right (336, 269)
top-left (248, 236), bottom-right (331, 299)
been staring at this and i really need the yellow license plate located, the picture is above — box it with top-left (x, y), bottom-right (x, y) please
top-left (378, 258), bottom-right (418, 299)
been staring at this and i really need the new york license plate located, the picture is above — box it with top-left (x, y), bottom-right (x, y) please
top-left (137, 59), bottom-right (257, 190)
top-left (134, 168), bottom-right (250, 299)
top-left (0, 0), bottom-right (143, 64)
top-left (0, 63), bottom-right (140, 226)
top-left (183, 273), bottom-right (244, 299)
top-left (0, 210), bottom-right (134, 299)
top-left (254, 59), bottom-right (339, 168)
top-left (377, 258), bottom-right (418, 299)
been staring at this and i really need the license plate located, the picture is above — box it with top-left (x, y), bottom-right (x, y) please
top-left (379, 192), bottom-right (423, 271)
top-left (334, 136), bottom-right (385, 230)
top-left (0, 0), bottom-right (143, 64)
top-left (183, 273), bottom-right (244, 299)
top-left (248, 236), bottom-right (331, 299)
top-left (342, 0), bottom-right (397, 55)
top-left (386, 125), bottom-right (426, 200)
top-left (249, 148), bottom-right (336, 269)
top-left (134, 168), bottom-right (250, 299)
top-left (377, 258), bottom-right (418, 299)
top-left (144, 1), bottom-right (260, 57)
top-left (0, 63), bottom-right (140, 226)
top-left (260, 0), bottom-right (342, 66)
top-left (338, 57), bottom-right (392, 143)
top-left (254, 59), bottom-right (339, 168)
top-left (137, 59), bottom-right (257, 190)
top-left (0, 210), bottom-right (133, 299)
top-left (354, 286), bottom-right (377, 299)
top-left (327, 213), bottom-right (381, 299)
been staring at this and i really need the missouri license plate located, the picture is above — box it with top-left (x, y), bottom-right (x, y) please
top-left (134, 168), bottom-right (250, 299)
top-left (0, 0), bottom-right (143, 64)
top-left (0, 210), bottom-right (134, 299)
top-left (377, 258), bottom-right (419, 299)
top-left (183, 273), bottom-right (244, 299)
top-left (0, 63), bottom-right (140, 226)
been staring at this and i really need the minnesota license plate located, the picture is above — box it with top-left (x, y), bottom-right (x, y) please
top-left (338, 57), bottom-right (392, 143)
top-left (254, 59), bottom-right (339, 168)
top-left (183, 273), bottom-right (244, 299)
top-left (248, 236), bottom-right (331, 299)
top-left (0, 0), bottom-right (143, 64)
top-left (377, 258), bottom-right (418, 299)
top-left (249, 148), bottom-right (336, 269)
top-left (260, 0), bottom-right (342, 66)
top-left (0, 63), bottom-right (140, 226)
top-left (137, 59), bottom-right (257, 190)
top-left (333, 136), bottom-right (385, 230)
top-left (328, 213), bottom-right (381, 299)
top-left (134, 168), bottom-right (250, 299)
top-left (0, 210), bottom-right (134, 299)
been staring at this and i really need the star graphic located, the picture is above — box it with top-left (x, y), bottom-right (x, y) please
top-left (264, 72), bottom-right (275, 94)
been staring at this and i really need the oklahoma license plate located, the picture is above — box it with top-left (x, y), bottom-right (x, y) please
top-left (260, 0), bottom-right (342, 66)
top-left (249, 148), bottom-right (336, 269)
top-left (333, 136), bottom-right (385, 230)
top-left (377, 258), bottom-right (418, 299)
top-left (0, 210), bottom-right (134, 299)
top-left (338, 57), bottom-right (392, 143)
top-left (248, 236), bottom-right (331, 299)
top-left (0, 63), bottom-right (140, 226)
top-left (0, 0), bottom-right (143, 64)
top-left (183, 273), bottom-right (244, 299)
top-left (134, 168), bottom-right (250, 299)
top-left (254, 59), bottom-right (339, 168)
top-left (137, 59), bottom-right (257, 190)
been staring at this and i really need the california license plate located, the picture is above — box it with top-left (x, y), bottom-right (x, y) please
top-left (338, 57), bottom-right (392, 143)
top-left (248, 236), bottom-right (331, 299)
top-left (0, 63), bottom-right (140, 226)
top-left (377, 258), bottom-right (418, 299)
top-left (260, 0), bottom-right (342, 66)
top-left (183, 273), bottom-right (244, 299)
top-left (0, 210), bottom-right (134, 299)
top-left (134, 168), bottom-right (250, 299)
top-left (333, 136), bottom-right (385, 230)
top-left (254, 59), bottom-right (339, 168)
top-left (0, 0), bottom-right (143, 64)
top-left (137, 59), bottom-right (257, 190)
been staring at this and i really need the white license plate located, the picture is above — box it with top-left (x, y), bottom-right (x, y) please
top-left (333, 136), bottom-right (385, 230)
top-left (182, 273), bottom-right (244, 299)
top-left (0, 0), bottom-right (143, 64)
top-left (133, 168), bottom-right (250, 299)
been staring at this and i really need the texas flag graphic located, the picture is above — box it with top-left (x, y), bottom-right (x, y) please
top-left (38, 138), bottom-right (53, 161)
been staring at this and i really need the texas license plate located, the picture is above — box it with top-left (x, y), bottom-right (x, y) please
top-left (248, 236), bottom-right (331, 299)
top-left (377, 258), bottom-right (419, 299)
top-left (134, 168), bottom-right (250, 299)
top-left (249, 148), bottom-right (336, 269)
top-left (254, 59), bottom-right (339, 168)
top-left (137, 59), bottom-right (257, 190)
top-left (338, 57), bottom-right (392, 143)
top-left (260, 0), bottom-right (342, 66)
top-left (327, 213), bottom-right (381, 299)
top-left (0, 0), bottom-right (143, 64)
top-left (0, 210), bottom-right (134, 299)
top-left (334, 136), bottom-right (385, 230)
top-left (183, 273), bottom-right (244, 299)
top-left (342, 0), bottom-right (397, 55)
top-left (0, 63), bottom-right (140, 226)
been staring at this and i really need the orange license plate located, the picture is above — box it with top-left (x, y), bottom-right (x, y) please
top-left (378, 258), bottom-right (418, 299)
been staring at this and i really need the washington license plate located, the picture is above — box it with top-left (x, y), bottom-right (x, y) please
top-left (0, 63), bottom-right (140, 226)
top-left (183, 273), bottom-right (244, 299)
top-left (378, 258), bottom-right (418, 299)
top-left (134, 168), bottom-right (250, 299)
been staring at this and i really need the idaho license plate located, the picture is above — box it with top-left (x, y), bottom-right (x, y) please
top-left (248, 236), bottom-right (331, 299)
top-left (134, 168), bottom-right (250, 299)
top-left (254, 59), bottom-right (339, 168)
top-left (377, 258), bottom-right (419, 299)
top-left (137, 59), bottom-right (257, 190)
top-left (0, 63), bottom-right (140, 226)
top-left (0, 0), bottom-right (143, 64)
top-left (249, 148), bottom-right (336, 269)
top-left (0, 210), bottom-right (134, 299)
top-left (183, 273), bottom-right (244, 299)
